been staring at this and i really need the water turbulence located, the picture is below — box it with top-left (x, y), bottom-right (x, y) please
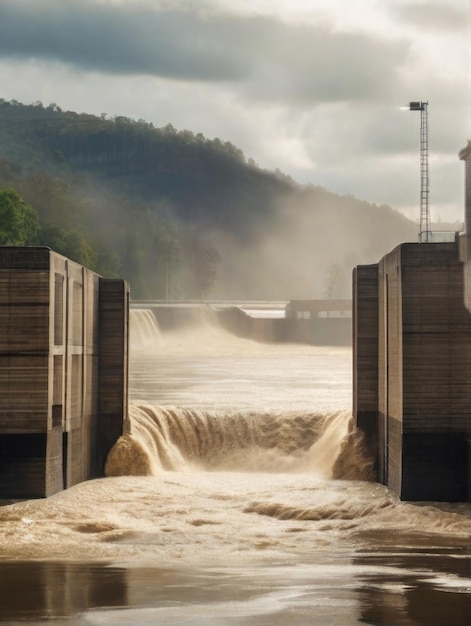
top-left (107, 375), bottom-right (374, 481)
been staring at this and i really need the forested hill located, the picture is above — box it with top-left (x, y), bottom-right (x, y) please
top-left (0, 99), bottom-right (418, 299)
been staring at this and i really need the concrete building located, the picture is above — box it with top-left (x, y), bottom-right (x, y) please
top-left (0, 247), bottom-right (128, 498)
top-left (353, 144), bottom-right (471, 501)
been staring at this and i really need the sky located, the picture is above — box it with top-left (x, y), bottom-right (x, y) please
top-left (0, 0), bottom-right (469, 223)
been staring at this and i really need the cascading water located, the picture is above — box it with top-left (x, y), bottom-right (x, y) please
top-left (129, 308), bottom-right (161, 350)
top-left (106, 405), bottom-right (374, 480)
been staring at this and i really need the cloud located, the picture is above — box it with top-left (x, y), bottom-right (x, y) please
top-left (244, 28), bottom-right (409, 104)
top-left (0, 0), bottom-right (468, 223)
top-left (391, 0), bottom-right (468, 32)
top-left (0, 0), bottom-right (245, 80)
top-left (0, 0), bottom-right (409, 105)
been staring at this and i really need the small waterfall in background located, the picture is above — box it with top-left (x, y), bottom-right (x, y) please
top-left (129, 309), bottom-right (162, 351)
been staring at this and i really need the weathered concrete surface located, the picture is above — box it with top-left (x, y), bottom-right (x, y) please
top-left (354, 241), bottom-right (471, 501)
top-left (0, 247), bottom-right (128, 498)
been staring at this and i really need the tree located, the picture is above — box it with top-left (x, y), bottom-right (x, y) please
top-left (38, 223), bottom-right (98, 270)
top-left (139, 210), bottom-right (181, 299)
top-left (323, 262), bottom-right (342, 299)
top-left (0, 187), bottom-right (39, 245)
top-left (185, 228), bottom-right (221, 299)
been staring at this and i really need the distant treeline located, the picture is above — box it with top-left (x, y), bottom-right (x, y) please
top-left (0, 98), bottom-right (418, 299)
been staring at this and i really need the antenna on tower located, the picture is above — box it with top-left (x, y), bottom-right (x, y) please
top-left (404, 101), bottom-right (431, 243)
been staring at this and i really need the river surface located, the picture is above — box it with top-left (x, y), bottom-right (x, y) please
top-left (1, 318), bottom-right (471, 624)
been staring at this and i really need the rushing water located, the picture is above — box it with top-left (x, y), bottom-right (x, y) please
top-left (1, 314), bottom-right (471, 625)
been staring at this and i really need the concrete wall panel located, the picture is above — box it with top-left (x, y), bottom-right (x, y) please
top-left (0, 247), bottom-right (128, 498)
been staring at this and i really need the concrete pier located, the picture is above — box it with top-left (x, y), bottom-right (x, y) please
top-left (352, 265), bottom-right (378, 450)
top-left (0, 247), bottom-right (128, 498)
top-left (354, 241), bottom-right (471, 501)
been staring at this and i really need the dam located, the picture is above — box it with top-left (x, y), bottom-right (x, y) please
top-left (2, 144), bottom-right (471, 503)
top-left (129, 298), bottom-right (351, 346)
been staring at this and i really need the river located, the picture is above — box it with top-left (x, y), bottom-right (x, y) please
top-left (0, 317), bottom-right (470, 624)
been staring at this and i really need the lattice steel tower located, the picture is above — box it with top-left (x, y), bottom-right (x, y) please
top-left (408, 101), bottom-right (431, 243)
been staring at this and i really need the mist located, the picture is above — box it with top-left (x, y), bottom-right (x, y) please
top-left (208, 187), bottom-right (418, 301)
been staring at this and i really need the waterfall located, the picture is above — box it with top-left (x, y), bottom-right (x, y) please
top-left (129, 309), bottom-right (161, 351)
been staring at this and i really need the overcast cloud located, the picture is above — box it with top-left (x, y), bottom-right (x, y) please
top-left (0, 0), bottom-right (469, 222)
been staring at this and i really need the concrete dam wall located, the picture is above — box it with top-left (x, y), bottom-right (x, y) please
top-left (130, 300), bottom-right (352, 346)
